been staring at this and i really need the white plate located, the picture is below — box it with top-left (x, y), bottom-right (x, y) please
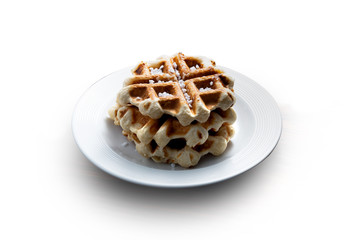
top-left (72, 67), bottom-right (282, 188)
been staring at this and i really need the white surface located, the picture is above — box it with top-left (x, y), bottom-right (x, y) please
top-left (1, 0), bottom-right (360, 239)
top-left (72, 67), bottom-right (281, 187)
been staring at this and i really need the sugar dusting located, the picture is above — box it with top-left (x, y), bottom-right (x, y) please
top-left (158, 92), bottom-right (173, 97)
top-left (173, 62), bottom-right (181, 79)
top-left (172, 62), bottom-right (193, 108)
top-left (150, 65), bottom-right (164, 75)
top-left (190, 65), bottom-right (200, 71)
top-left (179, 79), bottom-right (192, 107)
top-left (199, 87), bottom-right (212, 92)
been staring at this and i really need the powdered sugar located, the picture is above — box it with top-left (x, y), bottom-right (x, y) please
top-left (179, 79), bottom-right (186, 88)
top-left (190, 64), bottom-right (200, 71)
top-left (149, 79), bottom-right (173, 84)
top-left (175, 69), bottom-right (181, 79)
top-left (172, 61), bottom-right (192, 107)
top-left (199, 87), bottom-right (213, 92)
top-left (172, 62), bottom-right (181, 79)
top-left (150, 65), bottom-right (164, 75)
top-left (184, 92), bottom-right (193, 107)
top-left (169, 62), bottom-right (176, 73)
top-left (210, 81), bottom-right (213, 86)
top-left (158, 92), bottom-right (173, 97)
top-left (178, 79), bottom-right (192, 107)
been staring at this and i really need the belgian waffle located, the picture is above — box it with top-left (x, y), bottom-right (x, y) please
top-left (116, 53), bottom-right (235, 126)
top-left (109, 104), bottom-right (236, 148)
top-left (123, 124), bottom-right (235, 168)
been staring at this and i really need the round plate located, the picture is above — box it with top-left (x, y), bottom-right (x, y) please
top-left (72, 66), bottom-right (282, 188)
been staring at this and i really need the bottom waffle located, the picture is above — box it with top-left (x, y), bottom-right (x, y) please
top-left (123, 124), bottom-right (234, 168)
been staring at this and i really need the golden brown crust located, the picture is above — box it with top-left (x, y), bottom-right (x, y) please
top-left (108, 53), bottom-right (237, 167)
top-left (117, 53), bottom-right (235, 126)
top-left (109, 104), bottom-right (236, 149)
top-left (123, 124), bottom-right (234, 168)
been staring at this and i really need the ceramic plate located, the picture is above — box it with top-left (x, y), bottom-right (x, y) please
top-left (72, 67), bottom-right (282, 187)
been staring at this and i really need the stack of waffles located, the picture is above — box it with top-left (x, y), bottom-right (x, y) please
top-left (109, 53), bottom-right (236, 168)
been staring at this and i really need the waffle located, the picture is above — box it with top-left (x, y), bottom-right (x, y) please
top-left (116, 53), bottom-right (235, 126)
top-left (123, 124), bottom-right (235, 168)
top-left (109, 104), bottom-right (236, 148)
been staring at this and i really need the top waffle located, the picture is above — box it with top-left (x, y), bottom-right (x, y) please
top-left (116, 53), bottom-right (236, 126)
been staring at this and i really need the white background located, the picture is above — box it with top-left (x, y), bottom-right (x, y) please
top-left (1, 0), bottom-right (359, 239)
